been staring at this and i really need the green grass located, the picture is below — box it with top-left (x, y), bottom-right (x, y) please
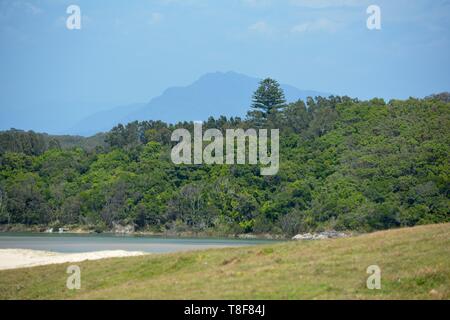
top-left (0, 224), bottom-right (449, 300)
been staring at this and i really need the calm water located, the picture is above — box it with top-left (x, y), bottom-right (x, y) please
top-left (0, 233), bottom-right (276, 254)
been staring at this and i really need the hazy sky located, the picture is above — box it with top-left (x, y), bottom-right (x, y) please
top-left (1, 0), bottom-right (449, 132)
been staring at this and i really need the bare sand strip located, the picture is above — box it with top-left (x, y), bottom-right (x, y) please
top-left (0, 249), bottom-right (147, 270)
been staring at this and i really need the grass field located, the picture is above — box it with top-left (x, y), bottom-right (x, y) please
top-left (0, 223), bottom-right (449, 300)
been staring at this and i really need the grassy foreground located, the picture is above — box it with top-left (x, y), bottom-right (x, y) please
top-left (0, 224), bottom-right (449, 300)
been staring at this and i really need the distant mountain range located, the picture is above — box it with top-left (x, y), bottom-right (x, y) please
top-left (69, 72), bottom-right (329, 136)
top-left (67, 103), bottom-right (146, 137)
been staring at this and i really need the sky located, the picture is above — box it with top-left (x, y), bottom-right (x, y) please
top-left (0, 0), bottom-right (449, 133)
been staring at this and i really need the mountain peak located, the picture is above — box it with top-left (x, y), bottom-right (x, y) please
top-left (196, 71), bottom-right (253, 82)
top-left (69, 72), bottom-right (329, 135)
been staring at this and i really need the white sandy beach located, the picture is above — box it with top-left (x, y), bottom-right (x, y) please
top-left (0, 249), bottom-right (146, 270)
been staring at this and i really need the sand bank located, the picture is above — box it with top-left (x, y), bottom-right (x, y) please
top-left (0, 249), bottom-right (146, 270)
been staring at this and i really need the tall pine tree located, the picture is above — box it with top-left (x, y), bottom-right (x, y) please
top-left (251, 78), bottom-right (286, 117)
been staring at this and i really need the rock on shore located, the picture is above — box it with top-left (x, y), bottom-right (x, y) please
top-left (292, 230), bottom-right (349, 241)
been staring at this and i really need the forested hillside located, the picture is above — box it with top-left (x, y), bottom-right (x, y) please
top-left (0, 89), bottom-right (449, 235)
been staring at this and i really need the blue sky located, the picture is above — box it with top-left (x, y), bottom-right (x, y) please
top-left (0, 0), bottom-right (449, 132)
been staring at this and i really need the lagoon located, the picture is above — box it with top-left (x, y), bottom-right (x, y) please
top-left (0, 233), bottom-right (276, 254)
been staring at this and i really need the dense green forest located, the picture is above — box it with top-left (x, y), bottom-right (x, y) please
top-left (0, 84), bottom-right (449, 236)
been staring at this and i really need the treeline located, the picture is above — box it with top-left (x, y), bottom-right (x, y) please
top-left (0, 130), bottom-right (107, 155)
top-left (0, 83), bottom-right (449, 235)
